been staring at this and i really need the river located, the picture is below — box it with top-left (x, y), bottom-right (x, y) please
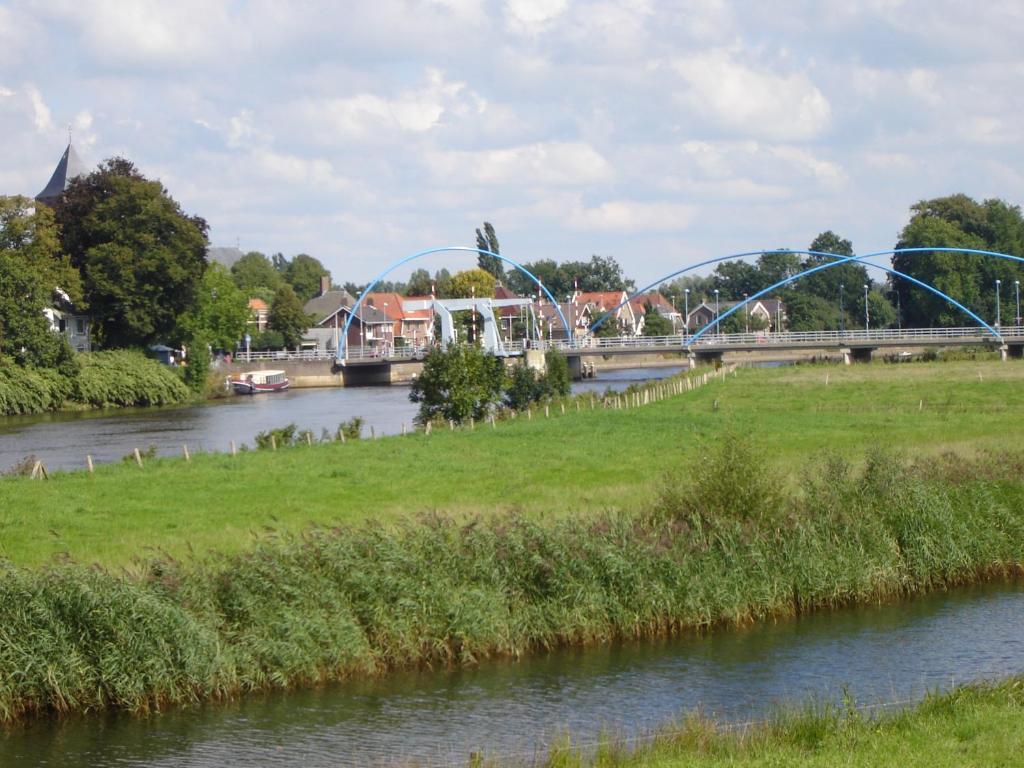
top-left (0, 366), bottom-right (686, 473)
top-left (1, 582), bottom-right (1021, 767)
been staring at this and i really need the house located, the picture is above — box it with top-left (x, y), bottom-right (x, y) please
top-left (363, 292), bottom-right (433, 348)
top-left (685, 297), bottom-right (787, 332)
top-left (303, 289), bottom-right (395, 353)
top-left (536, 299), bottom-right (593, 340)
top-left (43, 289), bottom-right (91, 352)
top-left (248, 298), bottom-right (270, 332)
top-left (574, 291), bottom-right (638, 335)
top-left (629, 291), bottom-right (682, 333)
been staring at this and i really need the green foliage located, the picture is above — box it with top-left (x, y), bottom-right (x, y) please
top-left (640, 303), bottom-right (674, 336)
top-left (543, 350), bottom-right (571, 397)
top-left (231, 251), bottom-right (284, 297)
top-left (503, 363), bottom-right (544, 410)
top-left (73, 350), bottom-right (191, 408)
top-left (894, 194), bottom-right (1024, 327)
top-left (475, 221), bottom-right (504, 282)
top-left (404, 268), bottom-right (434, 296)
top-left (0, 197), bottom-right (80, 374)
top-left (445, 268), bottom-right (497, 299)
top-left (338, 417), bottom-right (364, 441)
top-left (255, 424), bottom-right (299, 449)
top-left (505, 254), bottom-right (635, 298)
top-left (268, 285), bottom-right (309, 348)
top-left (55, 158), bottom-right (209, 348)
top-left (409, 344), bottom-right (505, 424)
top-left (0, 360), bottom-right (74, 415)
top-left (178, 263), bottom-right (249, 350)
top-left (182, 338), bottom-right (210, 393)
top-left (0, 444), bottom-right (1022, 723)
top-left (284, 254), bottom-right (331, 303)
top-left (250, 329), bottom-right (285, 351)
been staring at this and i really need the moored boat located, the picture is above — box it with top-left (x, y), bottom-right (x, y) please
top-left (230, 370), bottom-right (290, 394)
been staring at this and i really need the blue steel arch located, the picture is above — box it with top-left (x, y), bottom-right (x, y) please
top-left (591, 246), bottom-right (1024, 340)
top-left (338, 246), bottom-right (572, 361)
top-left (687, 247), bottom-right (1020, 344)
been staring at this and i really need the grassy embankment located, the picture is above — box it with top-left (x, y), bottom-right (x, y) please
top-left (2, 360), bottom-right (1024, 567)
top-left (1, 396), bottom-right (1023, 723)
top-left (522, 677), bottom-right (1024, 767)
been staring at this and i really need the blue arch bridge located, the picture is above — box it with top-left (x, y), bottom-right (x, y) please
top-left (250, 246), bottom-right (1024, 383)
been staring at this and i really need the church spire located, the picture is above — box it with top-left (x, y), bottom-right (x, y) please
top-left (35, 141), bottom-right (87, 206)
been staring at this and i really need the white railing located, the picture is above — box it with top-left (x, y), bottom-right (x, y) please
top-left (244, 326), bottom-right (1022, 364)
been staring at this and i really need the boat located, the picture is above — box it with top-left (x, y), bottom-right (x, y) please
top-left (230, 370), bottom-right (290, 395)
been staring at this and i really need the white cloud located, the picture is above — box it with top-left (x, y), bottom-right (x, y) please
top-left (426, 141), bottom-right (613, 186)
top-left (670, 49), bottom-right (831, 141)
top-left (300, 69), bottom-right (484, 143)
top-left (0, 86), bottom-right (14, 98)
top-left (567, 199), bottom-right (696, 233)
top-left (505, 0), bottom-right (569, 30)
top-left (24, 85), bottom-right (53, 133)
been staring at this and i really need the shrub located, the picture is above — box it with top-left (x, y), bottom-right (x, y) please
top-left (0, 360), bottom-right (74, 415)
top-left (73, 350), bottom-right (191, 408)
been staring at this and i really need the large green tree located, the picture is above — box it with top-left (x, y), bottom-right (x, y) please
top-left (504, 254), bottom-right (634, 298)
top-left (269, 284), bottom-right (309, 347)
top-left (55, 158), bottom-right (208, 348)
top-left (231, 251), bottom-right (283, 300)
top-left (800, 231), bottom-right (870, 313)
top-left (640, 302), bottom-right (674, 336)
top-left (0, 196), bottom-right (80, 372)
top-left (285, 253), bottom-right (331, 303)
top-left (178, 263), bottom-right (250, 350)
top-left (475, 222), bottom-right (504, 282)
top-left (893, 195), bottom-right (1024, 327)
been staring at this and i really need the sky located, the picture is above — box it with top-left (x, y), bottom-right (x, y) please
top-left (2, 0), bottom-right (1023, 289)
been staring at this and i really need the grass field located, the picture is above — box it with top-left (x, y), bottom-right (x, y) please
top-left (530, 677), bottom-right (1024, 767)
top-left (2, 360), bottom-right (1024, 567)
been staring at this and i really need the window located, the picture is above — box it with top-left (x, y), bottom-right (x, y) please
top-left (75, 318), bottom-right (87, 334)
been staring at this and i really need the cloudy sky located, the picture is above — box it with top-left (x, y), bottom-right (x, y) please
top-left (2, 0), bottom-right (1022, 288)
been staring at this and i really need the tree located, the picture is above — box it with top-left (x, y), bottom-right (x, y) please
top-left (405, 268), bottom-right (434, 296)
top-left (231, 251), bottom-right (283, 298)
top-left (55, 158), bottom-right (208, 348)
top-left (0, 196), bottom-right (80, 373)
top-left (475, 222), bottom-right (504, 282)
top-left (542, 350), bottom-right (571, 397)
top-left (893, 195), bottom-right (1024, 327)
top-left (713, 259), bottom-right (763, 299)
top-left (178, 263), bottom-right (250, 350)
top-left (269, 284), bottom-right (309, 347)
top-left (756, 249), bottom-right (802, 286)
top-left (659, 275), bottom-right (715, 310)
top-left (409, 343), bottom-right (505, 424)
top-left (446, 268), bottom-right (497, 299)
top-left (801, 231), bottom-right (869, 305)
top-left (640, 303), bottom-right (673, 336)
top-left (285, 253), bottom-right (331, 303)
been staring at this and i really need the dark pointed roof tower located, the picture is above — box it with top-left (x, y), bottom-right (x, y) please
top-left (35, 143), bottom-right (87, 206)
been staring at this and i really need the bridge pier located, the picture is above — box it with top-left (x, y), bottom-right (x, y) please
top-left (1007, 344), bottom-right (1024, 360)
top-left (340, 362), bottom-right (394, 386)
top-left (566, 354), bottom-right (583, 381)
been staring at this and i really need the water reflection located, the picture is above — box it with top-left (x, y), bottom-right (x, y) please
top-left (3, 582), bottom-right (1021, 767)
top-left (0, 366), bottom-right (686, 472)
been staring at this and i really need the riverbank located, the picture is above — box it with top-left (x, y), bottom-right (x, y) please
top-left (2, 360), bottom-right (1024, 567)
top-left (1, 435), bottom-right (1022, 725)
top-left (527, 676), bottom-right (1024, 767)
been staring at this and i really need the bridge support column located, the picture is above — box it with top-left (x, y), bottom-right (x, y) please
top-left (1007, 344), bottom-right (1024, 360)
top-left (340, 362), bottom-right (394, 386)
top-left (1000, 344), bottom-right (1009, 362)
top-left (841, 347), bottom-right (874, 364)
top-left (566, 354), bottom-right (584, 381)
top-left (687, 353), bottom-right (698, 370)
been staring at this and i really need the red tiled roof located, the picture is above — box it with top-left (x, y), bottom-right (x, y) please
top-left (365, 292), bottom-right (431, 321)
top-left (248, 298), bottom-right (269, 311)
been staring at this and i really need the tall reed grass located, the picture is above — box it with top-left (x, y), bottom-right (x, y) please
top-left (1, 440), bottom-right (1022, 724)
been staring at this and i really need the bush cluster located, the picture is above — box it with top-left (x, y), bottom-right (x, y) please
top-left (0, 350), bottom-right (191, 415)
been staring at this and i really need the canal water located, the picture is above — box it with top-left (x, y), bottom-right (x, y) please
top-left (0, 366), bottom-right (685, 473)
top-left (2, 582), bottom-right (1022, 767)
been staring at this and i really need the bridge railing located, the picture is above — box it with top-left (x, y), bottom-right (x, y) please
top-left (239, 325), bottom-right (1022, 363)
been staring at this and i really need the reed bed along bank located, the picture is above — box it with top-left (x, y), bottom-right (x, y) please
top-left (493, 676), bottom-right (1024, 767)
top-left (1, 440), bottom-right (1023, 725)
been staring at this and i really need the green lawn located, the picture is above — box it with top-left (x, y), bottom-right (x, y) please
top-left (2, 360), bottom-right (1024, 568)
top-left (557, 679), bottom-right (1024, 768)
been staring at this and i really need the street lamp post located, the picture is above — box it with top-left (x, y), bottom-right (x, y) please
top-left (863, 284), bottom-right (869, 332)
top-left (995, 279), bottom-right (1002, 328)
top-left (743, 292), bottom-right (749, 333)
top-left (896, 291), bottom-right (902, 332)
top-left (1016, 280), bottom-right (1021, 327)
top-left (839, 283), bottom-right (845, 334)
top-left (684, 288), bottom-right (690, 338)
top-left (714, 289), bottom-right (720, 337)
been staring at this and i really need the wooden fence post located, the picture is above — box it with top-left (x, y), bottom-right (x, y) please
top-left (183, 444), bottom-right (191, 462)
top-left (133, 448), bottom-right (144, 468)
top-left (86, 455), bottom-right (94, 475)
